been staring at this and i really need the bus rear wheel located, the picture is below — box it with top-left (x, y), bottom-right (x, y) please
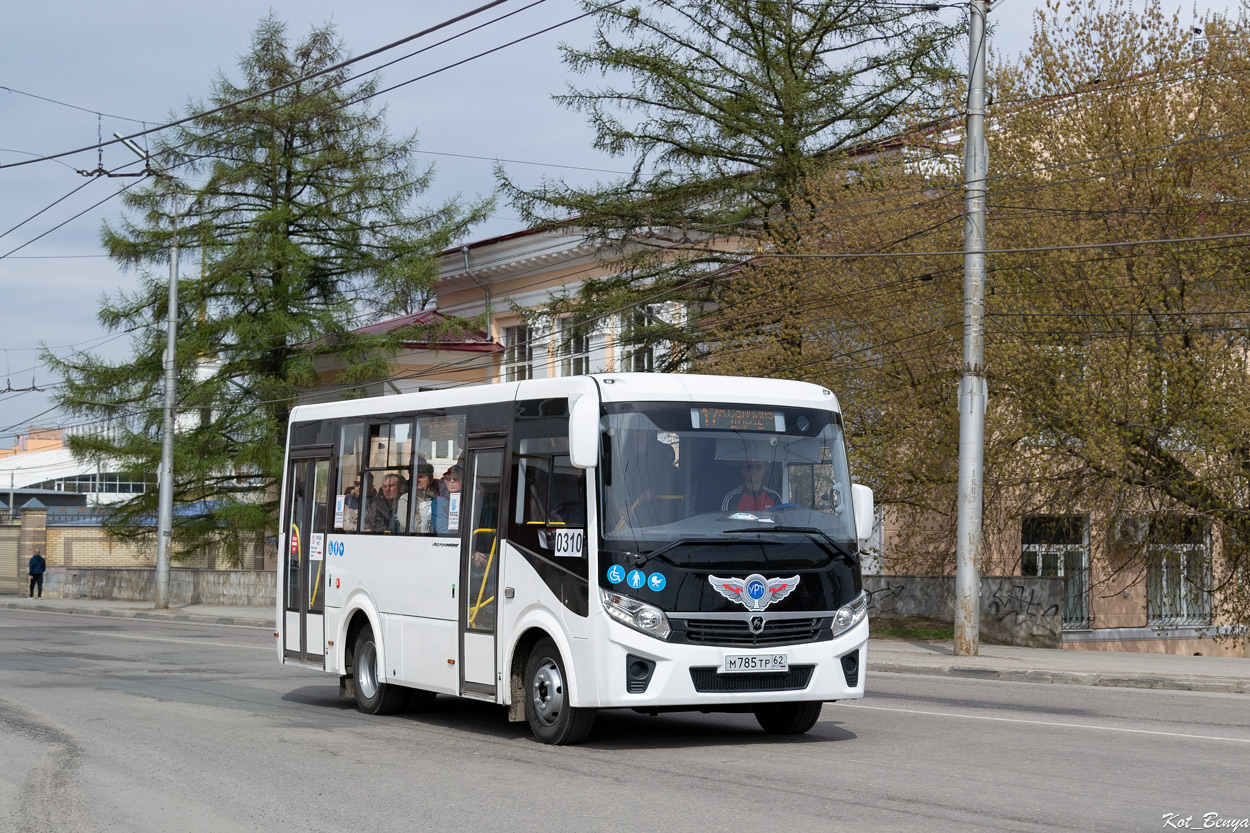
top-left (353, 627), bottom-right (406, 715)
top-left (753, 701), bottom-right (823, 735)
top-left (524, 638), bottom-right (595, 745)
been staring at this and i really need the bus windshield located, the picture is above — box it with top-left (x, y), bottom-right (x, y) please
top-left (599, 402), bottom-right (857, 559)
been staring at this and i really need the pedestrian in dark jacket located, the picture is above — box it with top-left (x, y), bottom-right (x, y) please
top-left (28, 549), bottom-right (46, 599)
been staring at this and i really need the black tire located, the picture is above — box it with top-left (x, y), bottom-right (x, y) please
top-left (352, 627), bottom-right (406, 715)
top-left (753, 701), bottom-right (823, 735)
top-left (524, 638), bottom-right (596, 745)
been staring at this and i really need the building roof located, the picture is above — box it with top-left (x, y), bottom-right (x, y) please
top-left (349, 309), bottom-right (501, 353)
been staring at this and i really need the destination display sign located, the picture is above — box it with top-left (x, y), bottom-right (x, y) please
top-left (691, 407), bottom-right (785, 432)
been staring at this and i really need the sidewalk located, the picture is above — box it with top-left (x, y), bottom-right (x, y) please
top-left (0, 596), bottom-right (273, 629)
top-left (3, 596), bottom-right (1248, 694)
top-left (869, 638), bottom-right (1250, 695)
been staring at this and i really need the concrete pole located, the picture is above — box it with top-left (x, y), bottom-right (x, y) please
top-left (955, 0), bottom-right (989, 656)
top-left (154, 203), bottom-right (178, 609)
top-left (116, 133), bottom-right (176, 609)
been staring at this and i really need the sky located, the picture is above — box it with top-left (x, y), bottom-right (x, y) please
top-left (0, 0), bottom-right (1197, 445)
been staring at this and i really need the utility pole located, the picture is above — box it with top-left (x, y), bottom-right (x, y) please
top-left (955, 0), bottom-right (989, 656)
top-left (115, 133), bottom-right (178, 610)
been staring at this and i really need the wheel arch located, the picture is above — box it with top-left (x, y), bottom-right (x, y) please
top-left (338, 591), bottom-right (382, 679)
top-left (504, 610), bottom-right (576, 721)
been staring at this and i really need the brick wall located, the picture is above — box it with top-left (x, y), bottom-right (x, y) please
top-left (45, 526), bottom-right (260, 570)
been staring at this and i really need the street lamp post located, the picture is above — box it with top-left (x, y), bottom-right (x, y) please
top-left (115, 134), bottom-right (177, 610)
top-left (955, 0), bottom-right (989, 656)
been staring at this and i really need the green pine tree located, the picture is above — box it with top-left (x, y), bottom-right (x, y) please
top-left (47, 15), bottom-right (490, 562)
top-left (500, 0), bottom-right (964, 366)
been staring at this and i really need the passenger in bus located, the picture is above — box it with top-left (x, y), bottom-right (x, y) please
top-left (366, 473), bottom-right (406, 534)
top-left (432, 464), bottom-right (464, 534)
top-left (400, 460), bottom-right (436, 533)
top-left (342, 473), bottom-right (370, 531)
top-left (721, 459), bottom-right (781, 513)
top-left (415, 460), bottom-right (437, 500)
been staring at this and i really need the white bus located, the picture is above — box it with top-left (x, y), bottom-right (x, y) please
top-left (277, 373), bottom-right (873, 744)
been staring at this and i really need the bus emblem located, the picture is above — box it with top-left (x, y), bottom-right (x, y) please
top-left (708, 573), bottom-right (799, 612)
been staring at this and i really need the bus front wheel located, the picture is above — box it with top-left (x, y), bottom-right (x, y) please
top-left (352, 627), bottom-right (406, 715)
top-left (524, 638), bottom-right (596, 745)
top-left (753, 701), bottom-right (823, 734)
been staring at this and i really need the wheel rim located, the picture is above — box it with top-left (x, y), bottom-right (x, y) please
top-left (357, 640), bottom-right (379, 700)
top-left (531, 657), bottom-right (564, 727)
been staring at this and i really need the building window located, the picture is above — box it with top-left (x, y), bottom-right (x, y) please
top-left (1145, 514), bottom-right (1211, 627)
top-left (35, 473), bottom-right (150, 494)
top-left (559, 320), bottom-right (589, 377)
top-left (1021, 515), bottom-right (1089, 628)
top-left (504, 325), bottom-right (533, 382)
top-left (620, 307), bottom-right (655, 373)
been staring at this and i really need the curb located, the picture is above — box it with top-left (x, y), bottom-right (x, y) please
top-left (1, 601), bottom-right (273, 630)
top-left (871, 660), bottom-right (1250, 695)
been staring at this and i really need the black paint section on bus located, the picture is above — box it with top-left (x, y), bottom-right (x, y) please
top-left (509, 541), bottom-right (590, 617)
top-left (599, 540), bottom-right (861, 614)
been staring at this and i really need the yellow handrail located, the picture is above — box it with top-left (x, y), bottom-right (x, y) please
top-left (468, 527), bottom-right (497, 629)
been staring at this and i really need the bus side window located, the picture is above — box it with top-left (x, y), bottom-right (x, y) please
top-left (361, 421), bottom-right (415, 535)
top-left (419, 413), bottom-right (467, 537)
top-left (511, 398), bottom-right (587, 573)
top-left (336, 422), bottom-right (366, 533)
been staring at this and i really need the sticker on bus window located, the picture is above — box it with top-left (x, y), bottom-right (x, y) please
top-left (554, 528), bottom-right (584, 557)
top-left (448, 493), bottom-right (461, 531)
top-left (334, 495), bottom-right (345, 529)
top-left (310, 533), bottom-right (324, 561)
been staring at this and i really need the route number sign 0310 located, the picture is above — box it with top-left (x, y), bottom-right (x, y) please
top-left (554, 528), bottom-right (584, 558)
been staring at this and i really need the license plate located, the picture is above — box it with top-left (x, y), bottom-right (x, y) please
top-left (721, 654), bottom-right (788, 673)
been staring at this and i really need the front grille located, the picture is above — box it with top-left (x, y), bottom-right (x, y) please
top-left (689, 665), bottom-right (815, 693)
top-left (682, 617), bottom-right (825, 647)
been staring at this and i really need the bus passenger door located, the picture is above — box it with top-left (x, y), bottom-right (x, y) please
top-left (283, 454), bottom-right (329, 666)
top-left (461, 445), bottom-right (504, 696)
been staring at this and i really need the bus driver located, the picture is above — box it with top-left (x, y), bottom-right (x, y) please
top-left (721, 459), bottom-right (781, 513)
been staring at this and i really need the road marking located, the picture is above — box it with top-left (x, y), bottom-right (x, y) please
top-left (842, 702), bottom-right (1250, 743)
top-left (83, 631), bottom-right (271, 651)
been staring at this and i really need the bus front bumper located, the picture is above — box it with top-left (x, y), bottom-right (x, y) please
top-left (594, 617), bottom-right (868, 709)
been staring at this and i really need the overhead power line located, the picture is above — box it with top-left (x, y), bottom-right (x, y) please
top-left (0, 85), bottom-right (153, 124)
top-left (0, 0), bottom-right (517, 171)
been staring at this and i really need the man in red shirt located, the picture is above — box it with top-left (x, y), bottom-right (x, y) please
top-left (721, 460), bottom-right (781, 513)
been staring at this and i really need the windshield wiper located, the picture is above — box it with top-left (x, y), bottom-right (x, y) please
top-left (631, 536), bottom-right (731, 566)
top-left (720, 525), bottom-right (858, 560)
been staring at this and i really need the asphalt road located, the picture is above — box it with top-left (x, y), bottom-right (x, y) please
top-left (1, 608), bottom-right (1247, 833)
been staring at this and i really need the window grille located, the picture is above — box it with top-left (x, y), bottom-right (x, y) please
top-left (1145, 514), bottom-right (1211, 627)
top-left (1021, 515), bottom-right (1090, 628)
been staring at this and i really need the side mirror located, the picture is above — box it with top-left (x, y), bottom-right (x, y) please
top-left (568, 394), bottom-right (599, 469)
top-left (851, 483), bottom-right (874, 545)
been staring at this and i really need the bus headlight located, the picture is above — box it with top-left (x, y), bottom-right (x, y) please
top-left (600, 589), bottom-right (672, 640)
top-left (833, 591), bottom-right (868, 636)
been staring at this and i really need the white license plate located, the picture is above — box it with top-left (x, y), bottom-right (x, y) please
top-left (721, 654), bottom-right (788, 673)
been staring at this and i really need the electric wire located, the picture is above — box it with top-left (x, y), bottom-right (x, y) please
top-left (0, 0), bottom-right (519, 171)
